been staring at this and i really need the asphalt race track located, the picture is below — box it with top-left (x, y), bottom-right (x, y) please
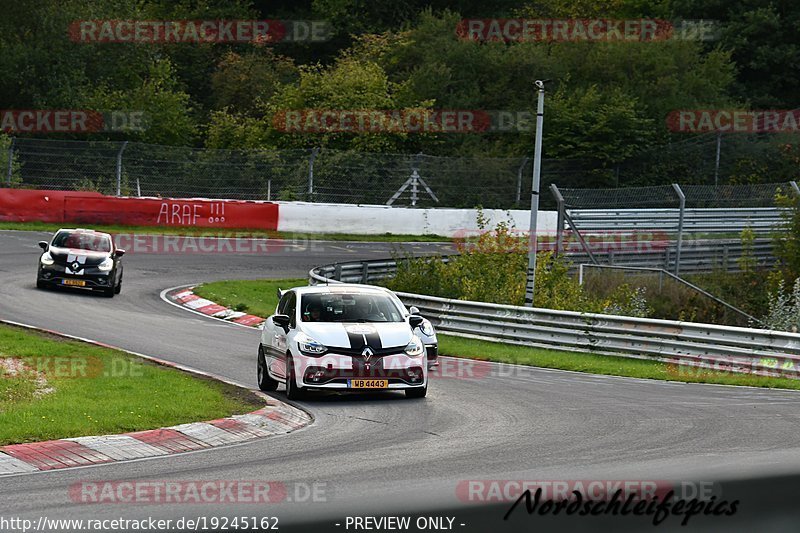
top-left (2, 230), bottom-right (800, 532)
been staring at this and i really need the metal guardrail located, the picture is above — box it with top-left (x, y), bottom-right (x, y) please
top-left (569, 207), bottom-right (784, 234)
top-left (563, 238), bottom-right (775, 273)
top-left (309, 259), bottom-right (800, 379)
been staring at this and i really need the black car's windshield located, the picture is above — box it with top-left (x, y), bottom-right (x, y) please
top-left (52, 231), bottom-right (111, 252)
top-left (300, 292), bottom-right (404, 323)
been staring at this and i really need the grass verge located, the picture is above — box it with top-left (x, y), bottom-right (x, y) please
top-left (193, 278), bottom-right (305, 318)
top-left (438, 335), bottom-right (800, 390)
top-left (0, 324), bottom-right (261, 445)
top-left (0, 221), bottom-right (448, 243)
top-left (192, 278), bottom-right (800, 391)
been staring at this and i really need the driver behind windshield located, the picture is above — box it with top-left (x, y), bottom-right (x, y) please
top-left (303, 301), bottom-right (323, 322)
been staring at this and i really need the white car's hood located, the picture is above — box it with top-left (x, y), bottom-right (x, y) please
top-left (299, 322), bottom-right (412, 350)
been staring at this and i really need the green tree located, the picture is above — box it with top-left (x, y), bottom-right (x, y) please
top-left (0, 134), bottom-right (22, 187)
top-left (85, 59), bottom-right (197, 145)
top-left (669, 0), bottom-right (800, 108)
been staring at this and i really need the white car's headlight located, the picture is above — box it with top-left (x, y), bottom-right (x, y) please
top-left (404, 336), bottom-right (425, 357)
top-left (419, 318), bottom-right (435, 337)
top-left (98, 257), bottom-right (114, 271)
top-left (296, 332), bottom-right (327, 356)
top-left (40, 252), bottom-right (54, 266)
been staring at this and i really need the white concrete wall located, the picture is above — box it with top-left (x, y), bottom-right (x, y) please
top-left (277, 202), bottom-right (557, 237)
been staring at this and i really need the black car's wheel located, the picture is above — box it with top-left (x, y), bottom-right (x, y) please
top-left (257, 346), bottom-right (279, 391)
top-left (285, 354), bottom-right (307, 400)
top-left (101, 286), bottom-right (115, 298)
top-left (114, 273), bottom-right (122, 294)
top-left (405, 385), bottom-right (427, 399)
top-left (36, 279), bottom-right (47, 290)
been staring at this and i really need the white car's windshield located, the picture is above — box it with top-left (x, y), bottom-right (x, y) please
top-left (301, 292), bottom-right (404, 323)
top-left (52, 231), bottom-right (111, 252)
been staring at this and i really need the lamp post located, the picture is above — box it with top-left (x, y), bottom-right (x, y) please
top-left (524, 80), bottom-right (547, 307)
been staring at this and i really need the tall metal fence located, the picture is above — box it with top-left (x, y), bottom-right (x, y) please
top-left (551, 181), bottom-right (795, 275)
top-left (2, 137), bottom-right (601, 209)
top-left (3, 131), bottom-right (799, 208)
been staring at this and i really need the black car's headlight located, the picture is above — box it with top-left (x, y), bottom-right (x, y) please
top-left (404, 336), bottom-right (425, 357)
top-left (98, 257), bottom-right (114, 271)
top-left (40, 252), bottom-right (54, 266)
top-left (296, 332), bottom-right (327, 356)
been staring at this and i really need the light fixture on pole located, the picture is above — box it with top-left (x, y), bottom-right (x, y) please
top-left (525, 79), bottom-right (547, 307)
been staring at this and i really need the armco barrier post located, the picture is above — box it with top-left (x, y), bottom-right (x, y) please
top-left (672, 183), bottom-right (686, 276)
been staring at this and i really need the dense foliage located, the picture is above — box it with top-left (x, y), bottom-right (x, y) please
top-left (385, 217), bottom-right (653, 316)
top-left (1, 0), bottom-right (797, 185)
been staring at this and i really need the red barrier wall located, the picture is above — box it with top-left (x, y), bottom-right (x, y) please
top-left (0, 189), bottom-right (279, 230)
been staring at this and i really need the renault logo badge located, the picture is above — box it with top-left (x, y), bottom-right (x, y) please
top-left (362, 347), bottom-right (373, 362)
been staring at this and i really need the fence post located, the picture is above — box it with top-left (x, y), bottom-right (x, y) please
top-left (267, 179), bottom-right (272, 201)
top-left (115, 141), bottom-right (128, 196)
top-left (307, 147), bottom-right (319, 200)
top-left (6, 137), bottom-right (14, 187)
top-left (672, 183), bottom-right (686, 276)
top-left (550, 183), bottom-right (565, 257)
top-left (516, 156), bottom-right (529, 206)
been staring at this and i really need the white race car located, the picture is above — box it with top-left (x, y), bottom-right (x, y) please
top-left (257, 284), bottom-right (432, 399)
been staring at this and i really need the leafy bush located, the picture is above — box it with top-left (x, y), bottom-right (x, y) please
top-left (386, 217), bottom-right (651, 316)
top-left (762, 278), bottom-right (800, 332)
top-left (0, 134), bottom-right (21, 187)
top-left (774, 188), bottom-right (800, 283)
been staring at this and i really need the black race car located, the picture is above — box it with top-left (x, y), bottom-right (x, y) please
top-left (36, 228), bottom-right (125, 298)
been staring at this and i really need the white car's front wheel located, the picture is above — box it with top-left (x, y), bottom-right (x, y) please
top-left (285, 354), bottom-right (307, 400)
top-left (257, 346), bottom-right (279, 392)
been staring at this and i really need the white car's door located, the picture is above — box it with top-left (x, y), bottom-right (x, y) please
top-left (269, 290), bottom-right (296, 379)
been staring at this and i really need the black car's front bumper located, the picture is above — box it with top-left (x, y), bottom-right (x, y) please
top-left (426, 344), bottom-right (439, 368)
top-left (38, 265), bottom-right (115, 290)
